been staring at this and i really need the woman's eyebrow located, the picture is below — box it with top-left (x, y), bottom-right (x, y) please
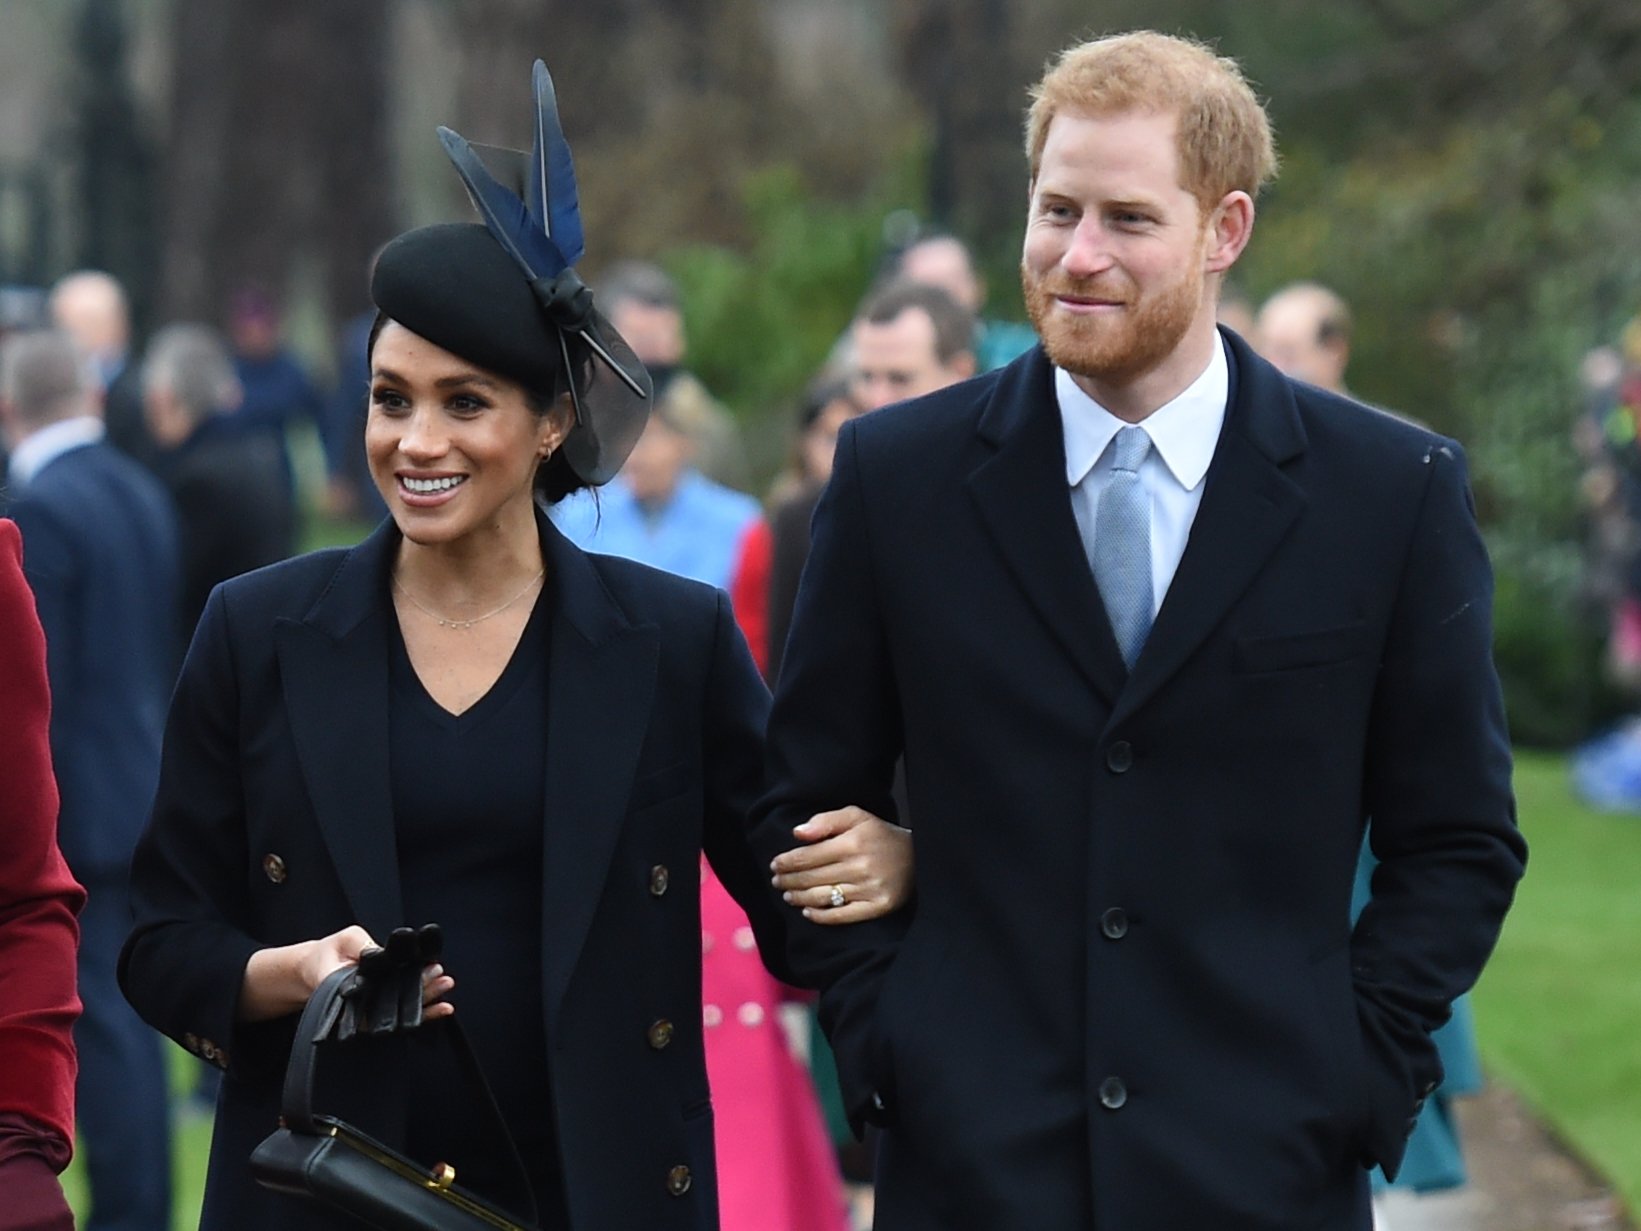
top-left (369, 367), bottom-right (499, 391)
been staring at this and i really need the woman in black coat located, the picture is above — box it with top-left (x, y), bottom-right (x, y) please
top-left (120, 68), bottom-right (910, 1231)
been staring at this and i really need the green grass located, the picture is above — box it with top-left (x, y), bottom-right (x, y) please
top-left (65, 752), bottom-right (1641, 1226)
top-left (62, 1043), bottom-right (213, 1230)
top-left (1474, 751), bottom-right (1641, 1216)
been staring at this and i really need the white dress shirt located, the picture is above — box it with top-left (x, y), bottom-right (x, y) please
top-left (1058, 338), bottom-right (1229, 616)
top-left (7, 415), bottom-right (105, 487)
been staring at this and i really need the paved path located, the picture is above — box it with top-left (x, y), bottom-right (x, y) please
top-left (1375, 1083), bottom-right (1632, 1231)
top-left (846, 1082), bottom-right (1633, 1230)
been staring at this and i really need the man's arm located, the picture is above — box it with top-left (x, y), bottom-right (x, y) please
top-left (1355, 440), bottom-right (1526, 1176)
top-left (750, 420), bottom-right (912, 1130)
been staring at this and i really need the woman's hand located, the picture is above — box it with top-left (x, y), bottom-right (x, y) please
top-left (771, 805), bottom-right (913, 925)
top-left (239, 925), bottom-right (455, 1022)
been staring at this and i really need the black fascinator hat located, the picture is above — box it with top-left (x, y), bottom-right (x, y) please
top-left (371, 61), bottom-right (651, 486)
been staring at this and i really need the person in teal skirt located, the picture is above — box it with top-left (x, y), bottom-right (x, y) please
top-left (1353, 842), bottom-right (1484, 1200)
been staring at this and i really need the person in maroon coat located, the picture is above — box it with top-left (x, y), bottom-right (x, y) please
top-left (0, 517), bottom-right (85, 1231)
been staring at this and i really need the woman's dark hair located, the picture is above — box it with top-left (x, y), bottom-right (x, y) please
top-left (366, 311), bottom-right (592, 505)
top-left (798, 377), bottom-right (855, 432)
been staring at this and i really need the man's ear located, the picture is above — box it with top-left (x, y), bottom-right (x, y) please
top-left (1204, 191), bottom-right (1255, 274)
top-left (952, 351), bottom-right (978, 381)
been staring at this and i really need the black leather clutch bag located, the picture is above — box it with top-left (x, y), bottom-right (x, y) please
top-left (250, 937), bottom-right (538, 1231)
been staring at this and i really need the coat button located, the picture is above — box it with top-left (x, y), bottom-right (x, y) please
top-left (1105, 742), bottom-right (1133, 773)
top-left (649, 865), bottom-right (670, 896)
top-left (262, 853), bottom-right (287, 883)
top-left (1100, 907), bottom-right (1129, 939)
top-left (647, 1019), bottom-right (674, 1050)
top-left (1099, 1076), bottom-right (1128, 1110)
top-left (666, 1164), bottom-right (692, 1196)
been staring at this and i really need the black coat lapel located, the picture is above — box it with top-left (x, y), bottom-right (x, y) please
top-left (1108, 334), bottom-right (1308, 730)
top-left (967, 349), bottom-right (1127, 705)
top-left (538, 517), bottom-right (658, 1035)
top-left (273, 520), bottom-right (404, 937)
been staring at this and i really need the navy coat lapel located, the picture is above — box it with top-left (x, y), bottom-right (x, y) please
top-left (538, 517), bottom-right (658, 1035)
top-left (1108, 333), bottom-right (1308, 730)
top-left (967, 349), bottom-right (1128, 705)
top-left (273, 519), bottom-right (404, 938)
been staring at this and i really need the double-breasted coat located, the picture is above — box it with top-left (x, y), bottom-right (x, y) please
top-left (120, 512), bottom-right (789, 1230)
top-left (753, 331), bottom-right (1527, 1231)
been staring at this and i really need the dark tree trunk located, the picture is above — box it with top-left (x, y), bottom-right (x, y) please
top-left (892, 0), bottom-right (1026, 263)
top-left (157, 0), bottom-right (392, 327)
top-left (74, 0), bottom-right (159, 329)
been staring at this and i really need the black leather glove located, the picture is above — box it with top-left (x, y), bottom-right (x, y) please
top-left (327, 924), bottom-right (444, 1042)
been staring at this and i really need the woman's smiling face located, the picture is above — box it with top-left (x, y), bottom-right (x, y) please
top-left (365, 320), bottom-right (569, 547)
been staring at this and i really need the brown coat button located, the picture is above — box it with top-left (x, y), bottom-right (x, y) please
top-left (649, 865), bottom-right (670, 896)
top-left (666, 1164), bottom-right (692, 1196)
top-left (647, 1019), bottom-right (674, 1050)
top-left (262, 853), bottom-right (287, 884)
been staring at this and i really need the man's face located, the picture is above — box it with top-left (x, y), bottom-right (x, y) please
top-left (608, 300), bottom-right (685, 368)
top-left (1021, 109), bottom-right (1213, 394)
top-left (850, 309), bottom-right (967, 411)
top-left (1256, 298), bottom-right (1348, 393)
top-left (50, 278), bottom-right (128, 364)
top-left (900, 238), bottom-right (984, 313)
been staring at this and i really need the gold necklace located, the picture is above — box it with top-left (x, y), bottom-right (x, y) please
top-left (392, 568), bottom-right (544, 630)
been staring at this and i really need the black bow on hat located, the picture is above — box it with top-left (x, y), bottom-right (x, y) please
top-left (432, 61), bottom-right (652, 486)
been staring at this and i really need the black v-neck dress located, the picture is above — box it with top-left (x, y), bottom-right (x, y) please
top-left (387, 590), bottom-right (566, 1223)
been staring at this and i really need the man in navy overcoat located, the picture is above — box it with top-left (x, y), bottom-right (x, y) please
top-left (2, 329), bottom-right (179, 1231)
top-left (757, 31), bottom-right (1525, 1231)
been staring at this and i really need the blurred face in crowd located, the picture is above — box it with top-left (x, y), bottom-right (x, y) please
top-left (1022, 108), bottom-right (1249, 413)
top-left (607, 299), bottom-right (685, 368)
top-left (1256, 292), bottom-right (1349, 393)
top-left (800, 392), bottom-right (863, 485)
top-left (900, 237), bottom-right (985, 314)
top-left (143, 382), bottom-right (192, 449)
top-left (230, 311), bottom-right (282, 362)
top-left (850, 307), bottom-right (971, 411)
top-left (49, 273), bottom-right (129, 366)
top-left (366, 321), bottom-right (568, 549)
top-left (620, 413), bottom-right (694, 508)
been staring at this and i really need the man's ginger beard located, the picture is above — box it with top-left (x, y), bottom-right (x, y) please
top-left (1022, 225), bottom-right (1209, 388)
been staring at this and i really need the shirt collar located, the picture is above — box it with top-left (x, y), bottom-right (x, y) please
top-left (7, 416), bottom-right (104, 487)
top-left (1057, 335), bottom-right (1228, 491)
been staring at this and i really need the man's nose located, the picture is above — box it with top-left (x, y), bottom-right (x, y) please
top-left (1061, 218), bottom-right (1113, 278)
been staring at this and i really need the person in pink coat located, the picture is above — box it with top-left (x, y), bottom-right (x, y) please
top-left (704, 811), bottom-right (907, 1231)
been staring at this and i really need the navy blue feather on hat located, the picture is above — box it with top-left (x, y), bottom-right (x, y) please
top-left (372, 60), bottom-right (651, 487)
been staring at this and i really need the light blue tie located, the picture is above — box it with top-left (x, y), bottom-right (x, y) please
top-left (1092, 426), bottom-right (1153, 667)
